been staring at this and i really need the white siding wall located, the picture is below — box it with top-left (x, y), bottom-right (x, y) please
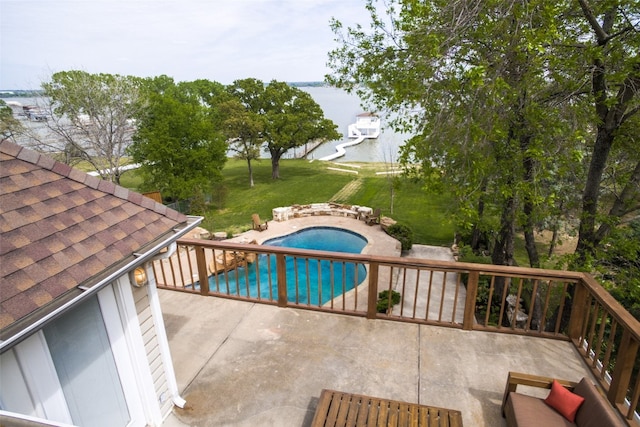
top-left (132, 286), bottom-right (173, 416)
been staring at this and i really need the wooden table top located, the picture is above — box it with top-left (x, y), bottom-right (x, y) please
top-left (311, 389), bottom-right (464, 427)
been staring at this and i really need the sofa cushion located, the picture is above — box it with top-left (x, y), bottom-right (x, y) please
top-left (505, 392), bottom-right (575, 427)
top-left (544, 379), bottom-right (585, 422)
top-left (573, 378), bottom-right (625, 427)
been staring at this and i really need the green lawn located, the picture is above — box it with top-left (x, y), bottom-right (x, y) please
top-left (123, 158), bottom-right (456, 247)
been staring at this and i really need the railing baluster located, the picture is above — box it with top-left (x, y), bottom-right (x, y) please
top-left (317, 259), bottom-right (322, 307)
top-left (511, 278), bottom-right (525, 330)
top-left (525, 279), bottom-right (538, 332)
top-left (254, 253), bottom-right (262, 300)
top-left (425, 270), bottom-right (434, 321)
top-left (412, 269), bottom-right (421, 320)
top-left (541, 280), bottom-right (552, 333)
top-left (553, 282), bottom-right (569, 335)
top-left (353, 262), bottom-right (359, 311)
top-left (305, 259), bottom-right (311, 307)
top-left (463, 271), bottom-right (479, 330)
top-left (341, 261), bottom-right (346, 311)
top-left (398, 267), bottom-right (407, 317)
top-left (497, 277), bottom-right (510, 329)
top-left (593, 309), bottom-right (609, 370)
top-left (267, 254), bottom-right (274, 300)
top-left (484, 276), bottom-right (496, 327)
top-left (329, 261), bottom-right (335, 310)
top-left (276, 253), bottom-right (287, 307)
top-left (586, 302), bottom-right (601, 360)
top-left (438, 272), bottom-right (447, 322)
top-left (602, 320), bottom-right (617, 380)
top-left (450, 273), bottom-right (461, 324)
top-left (293, 257), bottom-right (300, 304)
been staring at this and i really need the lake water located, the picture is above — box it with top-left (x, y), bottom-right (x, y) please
top-left (299, 87), bottom-right (408, 163)
top-left (2, 87), bottom-right (410, 163)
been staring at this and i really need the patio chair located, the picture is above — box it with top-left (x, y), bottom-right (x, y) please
top-left (364, 208), bottom-right (381, 226)
top-left (252, 213), bottom-right (268, 231)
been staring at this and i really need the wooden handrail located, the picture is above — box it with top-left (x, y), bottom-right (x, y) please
top-left (162, 237), bottom-right (640, 424)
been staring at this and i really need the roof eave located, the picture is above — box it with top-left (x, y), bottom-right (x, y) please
top-left (0, 215), bottom-right (203, 352)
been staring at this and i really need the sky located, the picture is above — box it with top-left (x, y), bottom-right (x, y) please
top-left (0, 0), bottom-right (370, 89)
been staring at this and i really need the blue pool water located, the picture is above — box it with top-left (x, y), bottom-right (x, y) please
top-left (208, 227), bottom-right (368, 304)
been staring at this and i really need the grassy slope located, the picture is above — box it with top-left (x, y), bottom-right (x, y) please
top-left (120, 158), bottom-right (563, 260)
top-left (130, 158), bottom-right (457, 246)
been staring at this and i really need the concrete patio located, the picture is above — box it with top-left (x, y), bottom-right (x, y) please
top-left (160, 290), bottom-right (594, 427)
top-left (160, 216), bottom-right (596, 426)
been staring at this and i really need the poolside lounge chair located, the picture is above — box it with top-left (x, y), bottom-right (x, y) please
top-left (364, 208), bottom-right (381, 226)
top-left (252, 214), bottom-right (268, 231)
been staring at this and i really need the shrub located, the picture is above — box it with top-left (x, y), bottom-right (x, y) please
top-left (377, 289), bottom-right (401, 313)
top-left (386, 223), bottom-right (414, 251)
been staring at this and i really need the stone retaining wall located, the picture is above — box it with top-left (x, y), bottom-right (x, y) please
top-left (272, 203), bottom-right (374, 222)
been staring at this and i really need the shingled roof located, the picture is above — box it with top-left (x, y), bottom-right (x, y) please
top-left (0, 140), bottom-right (191, 340)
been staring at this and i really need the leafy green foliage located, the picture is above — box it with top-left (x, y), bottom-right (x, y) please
top-left (327, 0), bottom-right (640, 273)
top-left (377, 290), bottom-right (401, 313)
top-left (129, 76), bottom-right (227, 201)
top-left (0, 100), bottom-right (23, 138)
top-left (597, 221), bottom-right (640, 320)
top-left (385, 223), bottom-right (414, 251)
top-left (219, 78), bottom-right (341, 181)
top-left (40, 70), bottom-right (145, 183)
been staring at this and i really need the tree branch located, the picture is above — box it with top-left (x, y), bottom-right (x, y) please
top-left (577, 0), bottom-right (609, 43)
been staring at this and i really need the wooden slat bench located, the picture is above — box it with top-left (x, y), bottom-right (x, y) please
top-left (311, 389), bottom-right (464, 427)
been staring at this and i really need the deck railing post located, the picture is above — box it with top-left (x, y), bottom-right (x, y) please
top-left (567, 279), bottom-right (589, 341)
top-left (367, 262), bottom-right (380, 319)
top-left (463, 271), bottom-right (479, 330)
top-left (194, 246), bottom-right (209, 295)
top-left (276, 253), bottom-right (288, 307)
top-left (608, 329), bottom-right (639, 409)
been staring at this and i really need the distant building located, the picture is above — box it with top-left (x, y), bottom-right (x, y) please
top-left (354, 112), bottom-right (381, 137)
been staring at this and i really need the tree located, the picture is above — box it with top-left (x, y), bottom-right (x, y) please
top-left (262, 80), bottom-right (341, 179)
top-left (328, 0), bottom-right (580, 270)
top-left (222, 79), bottom-right (268, 187)
top-left (129, 76), bottom-right (227, 202)
top-left (32, 71), bottom-right (145, 184)
top-left (328, 0), bottom-right (640, 270)
top-left (572, 0), bottom-right (640, 263)
top-left (220, 79), bottom-right (340, 180)
top-left (0, 100), bottom-right (23, 139)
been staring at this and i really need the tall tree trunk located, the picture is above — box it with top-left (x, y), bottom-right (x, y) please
top-left (491, 196), bottom-right (517, 267)
top-left (576, 126), bottom-right (615, 261)
top-left (548, 214), bottom-right (560, 257)
top-left (247, 158), bottom-right (254, 187)
top-left (470, 180), bottom-right (488, 253)
top-left (270, 149), bottom-right (282, 179)
top-left (574, 3), bottom-right (640, 262)
top-left (523, 201), bottom-right (539, 267)
top-left (492, 195), bottom-right (517, 325)
top-left (521, 144), bottom-right (540, 268)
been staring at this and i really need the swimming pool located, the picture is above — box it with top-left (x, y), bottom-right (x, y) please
top-left (208, 227), bottom-right (368, 305)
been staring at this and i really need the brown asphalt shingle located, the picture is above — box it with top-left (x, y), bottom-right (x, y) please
top-left (0, 140), bottom-right (188, 334)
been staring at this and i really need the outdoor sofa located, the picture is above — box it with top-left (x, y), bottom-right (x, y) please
top-left (502, 372), bottom-right (624, 427)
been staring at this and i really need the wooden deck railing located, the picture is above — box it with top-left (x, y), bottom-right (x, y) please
top-left (153, 238), bottom-right (640, 425)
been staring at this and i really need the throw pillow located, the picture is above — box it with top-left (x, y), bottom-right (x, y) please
top-left (544, 379), bottom-right (585, 422)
